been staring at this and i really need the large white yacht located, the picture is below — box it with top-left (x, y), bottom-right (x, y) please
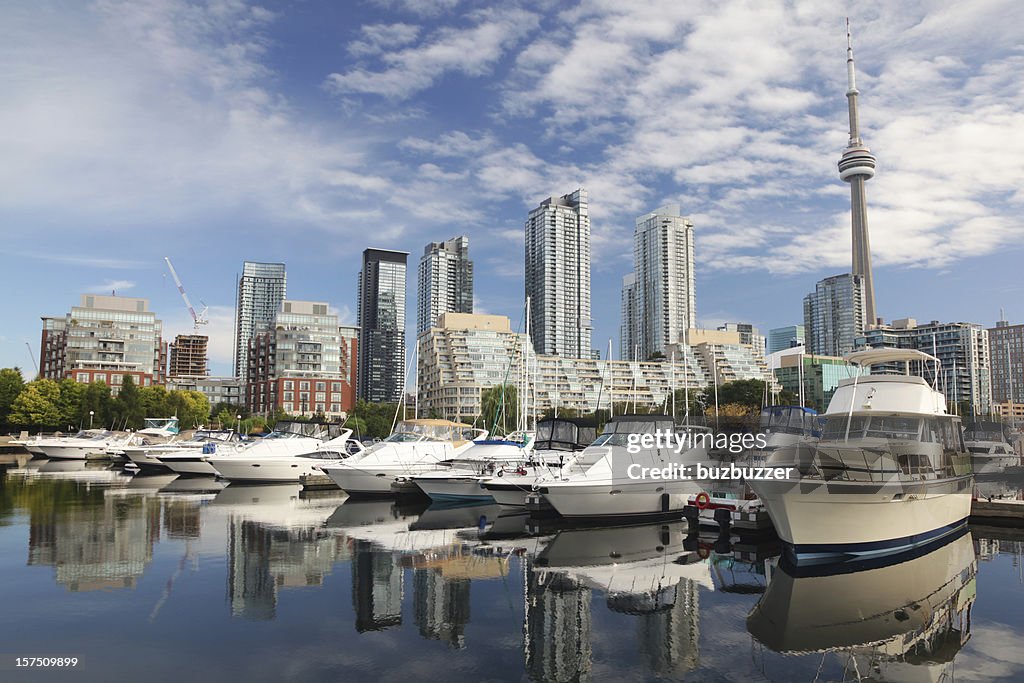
top-left (150, 430), bottom-right (245, 475)
top-left (747, 348), bottom-right (974, 565)
top-left (124, 429), bottom-right (240, 472)
top-left (202, 421), bottom-right (350, 479)
top-left (534, 415), bottom-right (712, 518)
top-left (34, 429), bottom-right (128, 460)
top-left (964, 420), bottom-right (1018, 472)
top-left (320, 419), bottom-right (486, 495)
top-left (206, 430), bottom-right (365, 483)
top-left (410, 434), bottom-right (537, 502)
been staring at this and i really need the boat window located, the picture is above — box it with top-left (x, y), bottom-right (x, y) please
top-left (384, 431), bottom-right (427, 443)
top-left (897, 453), bottom-right (935, 476)
top-left (968, 446), bottom-right (991, 454)
top-left (864, 416), bottom-right (921, 441)
top-left (821, 415), bottom-right (868, 440)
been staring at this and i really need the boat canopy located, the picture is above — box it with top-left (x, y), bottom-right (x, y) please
top-left (846, 348), bottom-right (938, 368)
top-left (385, 419), bottom-right (481, 444)
top-left (759, 406), bottom-right (821, 436)
top-left (535, 417), bottom-right (598, 451)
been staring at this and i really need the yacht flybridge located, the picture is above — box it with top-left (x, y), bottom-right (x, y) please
top-left (747, 348), bottom-right (974, 565)
top-left (320, 419), bottom-right (487, 495)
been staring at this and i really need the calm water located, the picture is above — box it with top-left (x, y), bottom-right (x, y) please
top-left (2, 461), bottom-right (1023, 682)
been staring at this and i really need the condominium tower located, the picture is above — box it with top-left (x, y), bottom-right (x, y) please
top-left (358, 248), bottom-right (408, 403)
top-left (621, 205), bottom-right (696, 361)
top-left (234, 261), bottom-right (287, 382)
top-left (417, 236), bottom-right (473, 335)
top-left (989, 317), bottom-right (1024, 407)
top-left (525, 189), bottom-right (592, 357)
top-left (803, 273), bottom-right (866, 357)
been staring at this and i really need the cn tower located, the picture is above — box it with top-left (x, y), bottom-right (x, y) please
top-left (837, 19), bottom-right (878, 326)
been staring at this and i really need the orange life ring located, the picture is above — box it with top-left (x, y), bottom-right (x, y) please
top-left (697, 546), bottom-right (711, 560)
top-left (694, 492), bottom-right (711, 510)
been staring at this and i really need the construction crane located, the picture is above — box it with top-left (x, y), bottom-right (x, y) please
top-left (25, 341), bottom-right (39, 375)
top-left (164, 257), bottom-right (208, 329)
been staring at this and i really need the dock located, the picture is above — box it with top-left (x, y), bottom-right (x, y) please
top-left (970, 498), bottom-right (1024, 525)
top-left (300, 473), bottom-right (340, 491)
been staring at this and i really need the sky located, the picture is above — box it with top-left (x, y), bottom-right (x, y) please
top-left (1, 0), bottom-right (1022, 378)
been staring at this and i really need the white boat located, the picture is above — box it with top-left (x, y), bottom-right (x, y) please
top-left (747, 348), bottom-right (974, 566)
top-left (206, 430), bottom-right (365, 483)
top-left (125, 429), bottom-right (241, 473)
top-left (964, 420), bottom-right (1018, 471)
top-left (745, 405), bottom-right (821, 468)
top-left (482, 417), bottom-right (599, 506)
top-left (535, 415), bottom-right (712, 518)
top-left (34, 429), bottom-right (128, 460)
top-left (320, 419), bottom-right (486, 495)
top-left (153, 430), bottom-right (246, 475)
top-left (747, 529), bottom-right (976, 682)
top-left (410, 436), bottom-right (538, 502)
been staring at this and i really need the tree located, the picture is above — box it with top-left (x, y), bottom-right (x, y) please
top-left (646, 351), bottom-right (666, 361)
top-left (78, 381), bottom-right (113, 429)
top-left (139, 386), bottom-right (171, 418)
top-left (0, 368), bottom-right (25, 428)
top-left (56, 379), bottom-right (85, 429)
top-left (480, 385), bottom-right (519, 435)
top-left (112, 375), bottom-right (145, 429)
top-left (169, 390), bottom-right (211, 429)
top-left (8, 379), bottom-right (62, 427)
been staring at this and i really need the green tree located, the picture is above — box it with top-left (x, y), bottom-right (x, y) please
top-left (169, 390), bottom-right (211, 429)
top-left (56, 379), bottom-right (85, 429)
top-left (112, 375), bottom-right (145, 429)
top-left (0, 368), bottom-right (25, 428)
top-left (78, 381), bottom-right (112, 429)
top-left (139, 385), bottom-right (171, 418)
top-left (480, 384), bottom-right (519, 435)
top-left (8, 379), bottom-right (62, 427)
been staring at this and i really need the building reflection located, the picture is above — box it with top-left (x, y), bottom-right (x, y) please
top-left (525, 565), bottom-right (593, 683)
top-left (351, 539), bottom-right (403, 632)
top-left (27, 492), bottom-right (161, 592)
top-left (413, 568), bottom-right (470, 647)
top-left (227, 516), bottom-right (345, 620)
top-left (632, 579), bottom-right (700, 677)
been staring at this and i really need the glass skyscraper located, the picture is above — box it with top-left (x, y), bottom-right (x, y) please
top-left (417, 236), bottom-right (473, 336)
top-left (803, 273), bottom-right (866, 357)
top-left (358, 248), bottom-right (408, 403)
top-left (234, 261), bottom-right (287, 382)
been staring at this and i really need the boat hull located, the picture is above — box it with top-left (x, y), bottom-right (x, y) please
top-left (36, 445), bottom-right (101, 460)
top-left (748, 476), bottom-right (973, 565)
top-left (413, 475), bottom-right (494, 503)
top-left (539, 479), bottom-right (702, 518)
top-left (209, 457), bottom-right (337, 483)
top-left (322, 463), bottom-right (437, 494)
top-left (158, 455), bottom-right (219, 476)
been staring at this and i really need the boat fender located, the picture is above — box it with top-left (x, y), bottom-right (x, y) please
top-left (694, 492), bottom-right (711, 510)
top-left (496, 469), bottom-right (504, 477)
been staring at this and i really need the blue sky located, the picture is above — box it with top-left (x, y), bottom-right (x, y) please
top-left (1, 0), bottom-right (1022, 377)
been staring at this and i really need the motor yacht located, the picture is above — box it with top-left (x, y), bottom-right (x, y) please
top-left (963, 420), bottom-right (1018, 471)
top-left (33, 429), bottom-right (128, 460)
top-left (152, 430), bottom-right (245, 475)
top-left (747, 348), bottom-right (974, 566)
top-left (482, 417), bottom-right (598, 506)
top-left (410, 434), bottom-right (538, 503)
top-left (206, 430), bottom-right (365, 483)
top-left (745, 405), bottom-right (821, 468)
top-left (320, 419), bottom-right (486, 495)
top-left (125, 429), bottom-right (240, 472)
top-left (534, 415), bottom-right (712, 518)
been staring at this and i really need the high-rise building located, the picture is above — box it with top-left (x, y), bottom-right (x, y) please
top-left (803, 273), bottom-right (866, 357)
top-left (417, 236), bottom-right (472, 336)
top-left (989, 317), bottom-right (1024, 407)
top-left (767, 325), bottom-right (806, 354)
top-left (620, 273), bottom-right (638, 360)
top-left (39, 294), bottom-right (165, 393)
top-left (624, 205), bottom-right (696, 361)
top-left (717, 322), bottom-right (765, 359)
top-left (234, 262), bottom-right (287, 382)
top-left (246, 300), bottom-right (352, 418)
top-left (358, 248), bottom-right (408, 403)
top-left (857, 318), bottom-right (992, 414)
top-left (525, 189), bottom-right (592, 357)
top-left (839, 21), bottom-right (879, 326)
top-left (773, 354), bottom-right (860, 412)
top-left (168, 334), bottom-right (208, 378)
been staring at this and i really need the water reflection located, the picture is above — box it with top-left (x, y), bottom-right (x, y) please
top-left (748, 529), bottom-right (977, 681)
top-left (4, 464), bottom-right (1024, 681)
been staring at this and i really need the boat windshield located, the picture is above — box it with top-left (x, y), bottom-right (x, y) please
top-left (267, 421), bottom-right (327, 439)
top-left (384, 421), bottom-right (467, 443)
top-left (195, 430), bottom-right (236, 442)
top-left (590, 419), bottom-right (674, 447)
top-left (759, 406), bottom-right (820, 436)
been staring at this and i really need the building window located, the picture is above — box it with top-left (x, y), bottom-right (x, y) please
top-left (331, 382), bottom-right (341, 392)
top-left (76, 373), bottom-right (89, 383)
top-left (300, 381), bottom-right (310, 390)
top-left (283, 380), bottom-right (294, 390)
top-left (316, 381), bottom-right (326, 392)
top-left (330, 404), bottom-right (340, 413)
top-left (315, 392), bottom-right (326, 402)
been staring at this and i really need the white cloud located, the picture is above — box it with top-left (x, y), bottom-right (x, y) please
top-left (325, 9), bottom-right (540, 99)
top-left (85, 279), bottom-right (137, 294)
top-left (347, 23), bottom-right (421, 57)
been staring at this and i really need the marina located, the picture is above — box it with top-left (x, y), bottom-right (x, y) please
top-left (3, 460), bottom-right (1024, 681)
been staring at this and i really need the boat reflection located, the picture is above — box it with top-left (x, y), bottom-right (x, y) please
top-left (747, 529), bottom-right (976, 681)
